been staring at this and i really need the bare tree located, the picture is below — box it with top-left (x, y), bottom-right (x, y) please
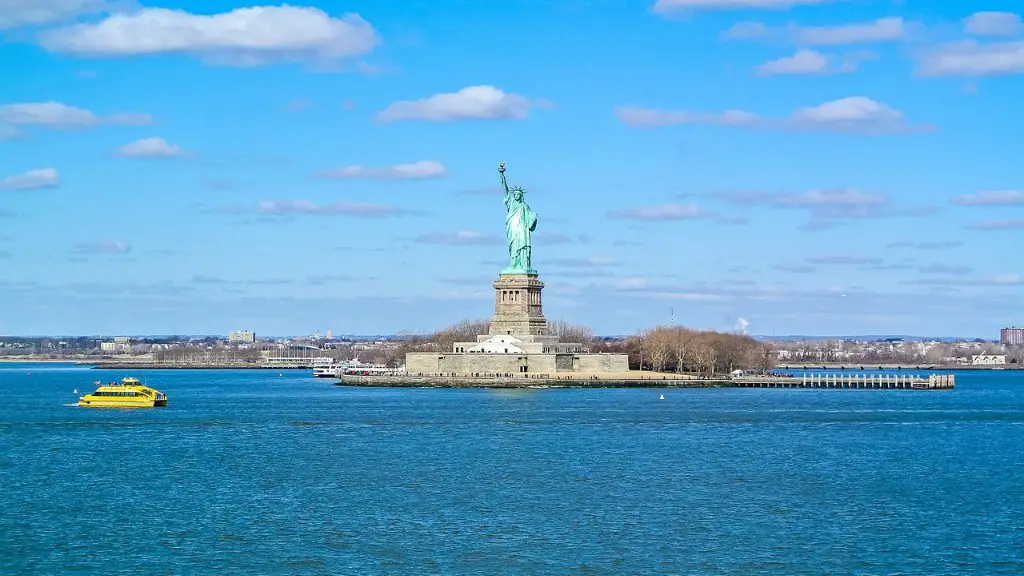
top-left (548, 319), bottom-right (595, 345)
top-left (152, 345), bottom-right (263, 364)
top-left (689, 343), bottom-right (713, 375)
top-left (1006, 347), bottom-right (1024, 364)
top-left (431, 319), bottom-right (491, 353)
top-left (982, 343), bottom-right (1007, 355)
top-left (756, 343), bottom-right (776, 372)
top-left (924, 343), bottom-right (950, 365)
top-left (670, 326), bottom-right (695, 373)
top-left (643, 328), bottom-right (671, 372)
top-left (705, 332), bottom-right (740, 373)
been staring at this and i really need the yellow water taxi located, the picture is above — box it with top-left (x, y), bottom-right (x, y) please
top-left (77, 377), bottom-right (168, 408)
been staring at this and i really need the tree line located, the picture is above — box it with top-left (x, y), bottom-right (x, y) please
top-left (594, 326), bottom-right (773, 374)
top-left (152, 347), bottom-right (265, 363)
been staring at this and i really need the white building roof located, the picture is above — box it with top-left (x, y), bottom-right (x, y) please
top-left (468, 335), bottom-right (525, 354)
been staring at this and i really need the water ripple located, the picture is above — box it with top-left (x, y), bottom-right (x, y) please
top-left (0, 366), bottom-right (1021, 574)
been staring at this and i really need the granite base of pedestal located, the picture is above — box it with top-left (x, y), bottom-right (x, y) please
top-left (406, 351), bottom-right (629, 376)
top-left (405, 270), bottom-right (629, 376)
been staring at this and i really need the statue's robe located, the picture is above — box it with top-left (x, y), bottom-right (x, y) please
top-left (505, 194), bottom-right (537, 270)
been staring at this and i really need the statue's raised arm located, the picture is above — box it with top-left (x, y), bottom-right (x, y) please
top-left (498, 161), bottom-right (510, 197)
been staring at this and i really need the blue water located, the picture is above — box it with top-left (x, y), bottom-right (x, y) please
top-left (1, 364), bottom-right (1022, 575)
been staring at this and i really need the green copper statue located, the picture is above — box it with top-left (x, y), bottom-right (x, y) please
top-left (498, 162), bottom-right (537, 274)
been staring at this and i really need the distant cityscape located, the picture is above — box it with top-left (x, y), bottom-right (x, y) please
top-left (0, 326), bottom-right (1021, 368)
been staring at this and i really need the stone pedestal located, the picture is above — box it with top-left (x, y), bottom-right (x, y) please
top-left (488, 273), bottom-right (549, 337)
top-left (403, 268), bottom-right (630, 377)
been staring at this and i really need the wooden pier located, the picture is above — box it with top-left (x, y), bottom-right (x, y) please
top-left (734, 373), bottom-right (955, 390)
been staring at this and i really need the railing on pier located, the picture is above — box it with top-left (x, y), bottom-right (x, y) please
top-left (734, 373), bottom-right (955, 390)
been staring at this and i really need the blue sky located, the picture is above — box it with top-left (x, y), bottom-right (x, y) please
top-left (1, 0), bottom-right (1023, 337)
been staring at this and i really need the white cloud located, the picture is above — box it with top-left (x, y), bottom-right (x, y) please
top-left (989, 273), bottom-right (1023, 285)
top-left (318, 161), bottom-right (447, 180)
top-left (414, 231), bottom-right (501, 245)
top-left (651, 292), bottom-right (729, 302)
top-left (0, 101), bottom-right (151, 129)
top-left (0, 0), bottom-right (108, 30)
top-left (757, 49), bottom-right (830, 75)
top-left (903, 273), bottom-right (1024, 287)
top-left (786, 96), bottom-right (892, 121)
top-left (774, 263), bottom-right (816, 274)
top-left (719, 216), bottom-right (750, 226)
top-left (756, 49), bottom-right (874, 75)
top-left (618, 97), bottom-right (924, 133)
top-left (38, 6), bottom-right (380, 66)
top-left (377, 86), bottom-right (535, 122)
top-left (790, 96), bottom-right (907, 132)
top-left (724, 17), bottom-right (906, 46)
top-left (253, 200), bottom-right (407, 217)
top-left (615, 107), bottom-right (758, 127)
top-left (916, 40), bottom-right (1024, 76)
top-left (715, 188), bottom-right (888, 210)
top-left (0, 168), bottom-right (60, 191)
top-left (116, 137), bottom-right (187, 158)
top-left (806, 255), bottom-right (882, 265)
top-left (966, 219), bottom-right (1024, 230)
top-left (772, 188), bottom-right (887, 209)
top-left (799, 220), bottom-right (845, 231)
top-left (964, 12), bottom-right (1023, 37)
top-left (652, 0), bottom-right (837, 12)
top-left (615, 277), bottom-right (651, 290)
top-left (72, 240), bottom-right (131, 254)
top-left (795, 17), bottom-right (905, 45)
top-left (714, 188), bottom-right (936, 225)
top-left (607, 203), bottom-right (715, 220)
top-left (887, 240), bottom-right (963, 250)
top-left (953, 190), bottom-right (1024, 206)
top-left (918, 264), bottom-right (973, 276)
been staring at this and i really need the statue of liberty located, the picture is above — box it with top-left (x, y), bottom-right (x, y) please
top-left (498, 162), bottom-right (537, 274)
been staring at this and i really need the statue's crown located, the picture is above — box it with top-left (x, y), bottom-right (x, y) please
top-left (511, 186), bottom-right (525, 193)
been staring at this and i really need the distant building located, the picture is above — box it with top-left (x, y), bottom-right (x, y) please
top-left (971, 354), bottom-right (1006, 366)
top-left (228, 330), bottom-right (256, 343)
top-left (1000, 326), bottom-right (1024, 347)
top-left (100, 338), bottom-right (131, 354)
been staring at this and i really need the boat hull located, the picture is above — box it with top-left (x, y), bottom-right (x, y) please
top-left (77, 398), bottom-right (162, 408)
top-left (77, 378), bottom-right (168, 408)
